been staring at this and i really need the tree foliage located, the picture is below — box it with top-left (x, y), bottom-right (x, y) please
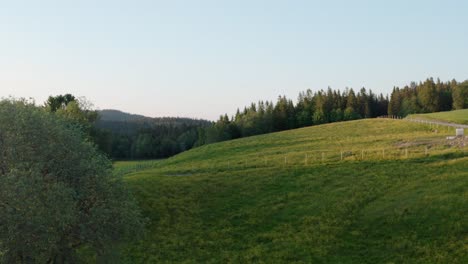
top-left (45, 94), bottom-right (77, 112)
top-left (388, 78), bottom-right (464, 116)
top-left (197, 77), bottom-right (466, 146)
top-left (452, 81), bottom-right (468, 110)
top-left (44, 96), bottom-right (211, 160)
top-left (96, 121), bottom-right (209, 160)
top-left (43, 77), bottom-right (467, 161)
top-left (197, 87), bottom-right (388, 144)
top-left (45, 95), bottom-right (98, 131)
top-left (0, 99), bottom-right (145, 263)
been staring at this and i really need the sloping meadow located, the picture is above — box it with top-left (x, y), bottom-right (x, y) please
top-left (120, 119), bottom-right (468, 263)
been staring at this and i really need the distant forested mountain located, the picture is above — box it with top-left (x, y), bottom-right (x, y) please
top-left (99, 109), bottom-right (148, 122)
top-left (94, 110), bottom-right (211, 160)
top-left (98, 109), bottom-right (207, 125)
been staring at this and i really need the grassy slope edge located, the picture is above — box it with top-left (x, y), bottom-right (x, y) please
top-left (119, 119), bottom-right (468, 263)
top-left (408, 109), bottom-right (468, 125)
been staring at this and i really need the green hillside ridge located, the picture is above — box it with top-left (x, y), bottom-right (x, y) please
top-left (99, 109), bottom-right (149, 122)
top-left (119, 119), bottom-right (468, 263)
top-left (408, 109), bottom-right (468, 125)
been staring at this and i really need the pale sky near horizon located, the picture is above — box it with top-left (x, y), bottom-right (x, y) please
top-left (1, 0), bottom-right (467, 120)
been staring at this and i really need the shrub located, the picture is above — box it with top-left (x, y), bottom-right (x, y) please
top-left (0, 99), bottom-right (145, 263)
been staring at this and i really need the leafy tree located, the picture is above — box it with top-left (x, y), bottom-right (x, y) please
top-left (45, 96), bottom-right (98, 130)
top-left (0, 99), bottom-right (145, 263)
top-left (45, 94), bottom-right (76, 112)
top-left (56, 100), bottom-right (98, 126)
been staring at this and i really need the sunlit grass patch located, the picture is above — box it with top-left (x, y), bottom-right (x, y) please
top-left (408, 109), bottom-right (468, 125)
top-left (119, 119), bottom-right (468, 263)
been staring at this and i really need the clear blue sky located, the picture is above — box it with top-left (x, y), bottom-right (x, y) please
top-left (1, 0), bottom-right (467, 120)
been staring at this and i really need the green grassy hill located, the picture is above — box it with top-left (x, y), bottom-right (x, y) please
top-left (408, 109), bottom-right (468, 125)
top-left (119, 119), bottom-right (468, 263)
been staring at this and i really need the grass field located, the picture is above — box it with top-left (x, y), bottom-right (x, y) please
top-left (408, 109), bottom-right (468, 125)
top-left (113, 159), bottom-right (162, 177)
top-left (117, 119), bottom-right (468, 263)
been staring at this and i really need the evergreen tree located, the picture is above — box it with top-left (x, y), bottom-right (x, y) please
top-left (388, 87), bottom-right (402, 116)
top-left (452, 81), bottom-right (468, 109)
top-left (344, 88), bottom-right (360, 120)
top-left (273, 96), bottom-right (289, 131)
top-left (418, 78), bottom-right (440, 113)
top-left (194, 77), bottom-right (459, 148)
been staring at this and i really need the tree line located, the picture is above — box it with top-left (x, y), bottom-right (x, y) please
top-left (197, 86), bottom-right (388, 144)
top-left (388, 78), bottom-right (468, 116)
top-left (43, 77), bottom-right (467, 160)
top-left (197, 78), bottom-right (467, 145)
top-left (95, 117), bottom-right (210, 160)
top-left (42, 96), bottom-right (212, 160)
